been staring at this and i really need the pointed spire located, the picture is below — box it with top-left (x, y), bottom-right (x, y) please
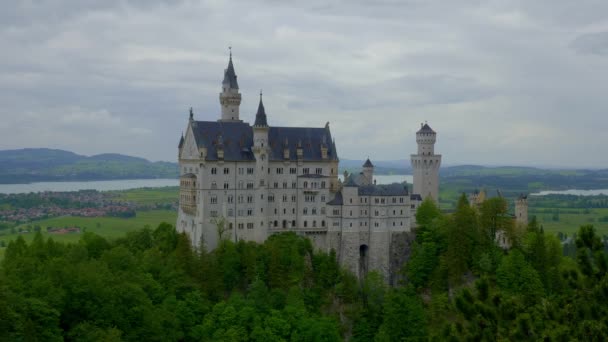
top-left (363, 158), bottom-right (374, 168)
top-left (223, 47), bottom-right (239, 89)
top-left (178, 132), bottom-right (185, 148)
top-left (254, 90), bottom-right (268, 127)
top-left (189, 107), bottom-right (193, 121)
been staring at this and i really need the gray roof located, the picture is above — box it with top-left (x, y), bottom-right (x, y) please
top-left (253, 96), bottom-right (268, 127)
top-left (190, 121), bottom-right (338, 162)
top-left (223, 55), bottom-right (239, 89)
top-left (343, 174), bottom-right (359, 187)
top-left (363, 158), bottom-right (374, 167)
top-left (417, 123), bottom-right (435, 134)
top-left (411, 194), bottom-right (422, 201)
top-left (327, 191), bottom-right (343, 205)
top-left (178, 134), bottom-right (184, 148)
top-left (358, 183), bottom-right (409, 196)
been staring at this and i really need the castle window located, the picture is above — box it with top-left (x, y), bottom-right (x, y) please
top-left (211, 181), bottom-right (217, 189)
top-left (238, 195), bottom-right (243, 203)
top-left (290, 168), bottom-right (297, 174)
top-left (350, 198), bottom-right (352, 204)
top-left (321, 181), bottom-right (326, 188)
top-left (276, 168), bottom-right (283, 174)
top-left (224, 183), bottom-right (229, 189)
top-left (238, 181), bottom-right (244, 189)
top-left (228, 209), bottom-right (234, 217)
top-left (274, 182), bottom-right (278, 188)
top-left (247, 182), bottom-right (254, 189)
top-left (283, 195), bottom-right (288, 202)
top-left (238, 168), bottom-right (244, 175)
top-left (392, 198), bottom-right (396, 203)
top-left (210, 196), bottom-right (217, 204)
top-left (303, 168), bottom-right (310, 174)
top-left (315, 168), bottom-right (322, 175)
top-left (304, 181), bottom-right (308, 188)
top-left (247, 195), bottom-right (253, 203)
top-left (400, 197), bottom-right (404, 203)
top-left (304, 208), bottom-right (308, 215)
top-left (292, 220), bottom-right (296, 227)
top-left (229, 223), bottom-right (233, 229)
top-left (247, 223), bottom-right (254, 229)
top-left (210, 211), bottom-right (218, 217)
top-left (321, 220), bottom-right (325, 227)
top-left (292, 195), bottom-right (296, 202)
top-left (268, 195), bottom-right (274, 202)
top-left (313, 220), bottom-right (317, 227)
top-left (321, 207), bottom-right (326, 215)
top-left (247, 209), bottom-right (253, 216)
top-left (211, 168), bottom-right (217, 175)
top-left (223, 168), bottom-right (230, 174)
top-left (283, 182), bottom-right (287, 188)
top-left (304, 221), bottom-right (308, 228)
top-left (321, 195), bottom-right (326, 202)
top-left (292, 182), bottom-right (297, 188)
top-left (238, 223), bottom-right (244, 229)
top-left (312, 208), bottom-right (317, 215)
top-left (292, 208), bottom-right (296, 214)
top-left (247, 167), bottom-right (254, 174)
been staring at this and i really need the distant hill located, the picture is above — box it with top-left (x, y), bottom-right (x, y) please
top-left (0, 148), bottom-right (178, 184)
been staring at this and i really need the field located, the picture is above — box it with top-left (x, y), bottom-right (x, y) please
top-left (0, 210), bottom-right (176, 260)
top-left (109, 186), bottom-right (178, 204)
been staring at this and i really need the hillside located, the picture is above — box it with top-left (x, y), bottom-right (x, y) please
top-left (0, 148), bottom-right (178, 183)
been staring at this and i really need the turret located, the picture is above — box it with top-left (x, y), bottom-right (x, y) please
top-left (219, 49), bottom-right (242, 121)
top-left (252, 92), bottom-right (269, 187)
top-left (411, 122), bottom-right (441, 201)
top-left (515, 194), bottom-right (528, 225)
top-left (362, 158), bottom-right (374, 186)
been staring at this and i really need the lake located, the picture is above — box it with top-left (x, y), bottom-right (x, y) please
top-left (0, 179), bottom-right (179, 194)
top-left (0, 175), bottom-right (413, 194)
top-left (531, 189), bottom-right (608, 196)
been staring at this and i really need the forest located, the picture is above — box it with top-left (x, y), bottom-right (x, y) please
top-left (1, 196), bottom-right (608, 341)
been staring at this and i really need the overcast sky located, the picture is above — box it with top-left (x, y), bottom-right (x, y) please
top-left (1, 0), bottom-right (607, 167)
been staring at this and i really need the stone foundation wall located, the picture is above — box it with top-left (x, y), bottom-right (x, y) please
top-left (389, 231), bottom-right (416, 286)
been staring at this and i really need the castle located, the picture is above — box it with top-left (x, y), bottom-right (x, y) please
top-left (176, 53), bottom-right (441, 282)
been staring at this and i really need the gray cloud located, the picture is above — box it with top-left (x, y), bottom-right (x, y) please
top-left (1, 0), bottom-right (607, 167)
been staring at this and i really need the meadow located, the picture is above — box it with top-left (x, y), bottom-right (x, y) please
top-left (0, 211), bottom-right (176, 260)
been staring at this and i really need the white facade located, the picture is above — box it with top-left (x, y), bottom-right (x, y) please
top-left (176, 54), bottom-right (435, 282)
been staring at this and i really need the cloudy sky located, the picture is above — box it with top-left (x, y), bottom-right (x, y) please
top-left (1, 0), bottom-right (607, 167)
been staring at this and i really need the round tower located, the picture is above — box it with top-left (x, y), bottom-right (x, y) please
top-left (515, 194), bottom-right (528, 225)
top-left (219, 49), bottom-right (242, 121)
top-left (411, 122), bottom-right (441, 201)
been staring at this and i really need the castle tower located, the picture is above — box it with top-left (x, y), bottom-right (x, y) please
top-left (253, 92), bottom-right (270, 241)
top-left (515, 194), bottom-right (528, 225)
top-left (219, 50), bottom-right (242, 121)
top-left (411, 122), bottom-right (441, 201)
top-left (361, 158), bottom-right (374, 186)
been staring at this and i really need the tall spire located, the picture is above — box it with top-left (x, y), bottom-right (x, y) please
top-left (223, 47), bottom-right (239, 89)
top-left (254, 90), bottom-right (268, 127)
top-left (219, 48), bottom-right (242, 121)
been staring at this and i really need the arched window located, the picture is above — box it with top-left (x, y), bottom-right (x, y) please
top-left (313, 220), bottom-right (317, 227)
top-left (321, 220), bottom-right (325, 227)
top-left (292, 220), bottom-right (296, 227)
top-left (274, 220), bottom-right (278, 227)
top-left (304, 181), bottom-right (308, 188)
top-left (304, 221), bottom-right (308, 228)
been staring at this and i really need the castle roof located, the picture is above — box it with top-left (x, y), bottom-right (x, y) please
top-left (363, 158), bottom-right (374, 168)
top-left (253, 94), bottom-right (268, 127)
top-left (190, 121), bottom-right (338, 162)
top-left (417, 123), bottom-right (435, 134)
top-left (358, 183), bottom-right (408, 196)
top-left (223, 54), bottom-right (239, 89)
top-left (178, 134), bottom-right (184, 148)
top-left (327, 191), bottom-right (343, 205)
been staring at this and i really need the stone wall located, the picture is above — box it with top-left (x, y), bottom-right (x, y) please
top-left (389, 231), bottom-right (416, 286)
